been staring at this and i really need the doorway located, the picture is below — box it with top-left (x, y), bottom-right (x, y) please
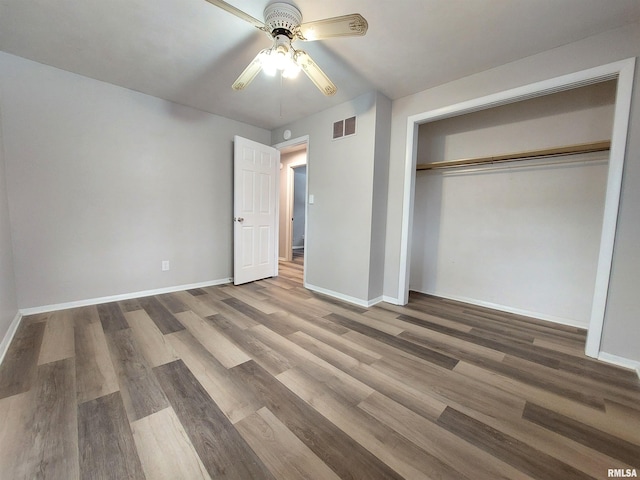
top-left (291, 165), bottom-right (306, 264)
top-left (397, 58), bottom-right (636, 359)
top-left (275, 136), bottom-right (309, 277)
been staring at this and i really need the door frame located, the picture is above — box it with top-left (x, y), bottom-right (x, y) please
top-left (274, 135), bottom-right (310, 282)
top-left (287, 162), bottom-right (307, 261)
top-left (397, 58), bottom-right (636, 359)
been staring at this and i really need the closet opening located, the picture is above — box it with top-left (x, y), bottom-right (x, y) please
top-left (398, 58), bottom-right (636, 359)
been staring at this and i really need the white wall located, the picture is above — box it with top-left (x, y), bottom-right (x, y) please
top-left (384, 21), bottom-right (640, 363)
top-left (0, 104), bottom-right (18, 341)
top-left (272, 91), bottom-right (387, 304)
top-left (0, 52), bottom-right (270, 309)
top-left (410, 82), bottom-right (615, 327)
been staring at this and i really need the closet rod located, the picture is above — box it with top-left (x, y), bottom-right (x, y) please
top-left (416, 140), bottom-right (611, 171)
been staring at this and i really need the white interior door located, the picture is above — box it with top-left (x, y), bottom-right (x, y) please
top-left (233, 135), bottom-right (280, 285)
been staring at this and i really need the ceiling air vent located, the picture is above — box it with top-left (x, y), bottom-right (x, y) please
top-left (333, 116), bottom-right (356, 140)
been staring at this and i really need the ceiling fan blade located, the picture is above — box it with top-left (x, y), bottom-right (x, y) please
top-left (294, 51), bottom-right (337, 96)
top-left (232, 51), bottom-right (265, 91)
top-left (204, 0), bottom-right (266, 30)
top-left (298, 14), bottom-right (368, 41)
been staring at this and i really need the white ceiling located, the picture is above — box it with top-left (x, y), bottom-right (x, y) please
top-left (1, 0), bottom-right (639, 130)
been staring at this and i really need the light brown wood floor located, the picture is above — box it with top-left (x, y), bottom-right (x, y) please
top-left (0, 260), bottom-right (639, 479)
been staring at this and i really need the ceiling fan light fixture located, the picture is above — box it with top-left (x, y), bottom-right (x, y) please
top-left (273, 45), bottom-right (291, 70)
top-left (303, 28), bottom-right (317, 41)
top-left (263, 3), bottom-right (303, 35)
top-left (259, 50), bottom-right (288, 76)
top-left (282, 62), bottom-right (301, 79)
top-left (259, 36), bottom-right (300, 79)
top-left (208, 0), bottom-right (368, 95)
top-left (258, 49), bottom-right (277, 76)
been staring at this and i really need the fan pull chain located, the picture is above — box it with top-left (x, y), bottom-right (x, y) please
top-left (279, 71), bottom-right (284, 118)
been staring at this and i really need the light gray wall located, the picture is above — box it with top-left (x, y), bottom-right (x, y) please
top-left (412, 154), bottom-right (609, 327)
top-left (293, 166), bottom-right (306, 248)
top-left (0, 52), bottom-right (270, 309)
top-left (0, 104), bottom-right (18, 341)
top-left (411, 83), bottom-right (615, 327)
top-left (416, 81), bottom-right (617, 164)
top-left (272, 91), bottom-right (381, 303)
top-left (384, 21), bottom-right (640, 362)
top-left (368, 92), bottom-right (392, 301)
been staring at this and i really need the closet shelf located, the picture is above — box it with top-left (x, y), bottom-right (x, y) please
top-left (415, 140), bottom-right (611, 171)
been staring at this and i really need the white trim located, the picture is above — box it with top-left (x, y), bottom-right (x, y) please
top-left (398, 58), bottom-right (636, 360)
top-left (305, 282), bottom-right (383, 308)
top-left (398, 120), bottom-right (419, 304)
top-left (382, 295), bottom-right (402, 305)
top-left (19, 278), bottom-right (232, 316)
top-left (0, 312), bottom-right (23, 366)
top-left (285, 161), bottom-right (307, 261)
top-left (411, 289), bottom-right (588, 329)
top-left (597, 352), bottom-right (640, 379)
top-left (274, 147), bottom-right (280, 279)
top-left (585, 58), bottom-right (636, 357)
top-left (273, 135), bottom-right (310, 152)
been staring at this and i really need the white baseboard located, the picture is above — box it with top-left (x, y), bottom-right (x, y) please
top-left (598, 352), bottom-right (640, 379)
top-left (382, 295), bottom-right (402, 305)
top-left (366, 295), bottom-right (384, 307)
top-left (0, 312), bottom-right (23, 366)
top-left (304, 283), bottom-right (383, 308)
top-left (410, 289), bottom-right (588, 329)
top-left (19, 278), bottom-right (233, 316)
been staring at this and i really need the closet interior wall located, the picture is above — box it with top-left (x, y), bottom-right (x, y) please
top-left (410, 80), bottom-right (616, 328)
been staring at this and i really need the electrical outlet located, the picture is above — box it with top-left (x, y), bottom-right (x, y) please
top-left (161, 260), bottom-right (170, 271)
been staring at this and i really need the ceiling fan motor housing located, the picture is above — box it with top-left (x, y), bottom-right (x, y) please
top-left (264, 2), bottom-right (303, 38)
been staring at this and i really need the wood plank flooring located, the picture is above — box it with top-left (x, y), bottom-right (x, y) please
top-left (1, 259), bottom-right (639, 479)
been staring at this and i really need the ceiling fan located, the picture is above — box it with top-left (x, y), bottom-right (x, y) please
top-left (205, 0), bottom-right (368, 96)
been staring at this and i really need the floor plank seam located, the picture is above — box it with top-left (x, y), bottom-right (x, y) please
top-left (1, 258), bottom-right (638, 479)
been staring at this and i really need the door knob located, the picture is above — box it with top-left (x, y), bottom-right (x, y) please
top-left (235, 217), bottom-right (244, 222)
